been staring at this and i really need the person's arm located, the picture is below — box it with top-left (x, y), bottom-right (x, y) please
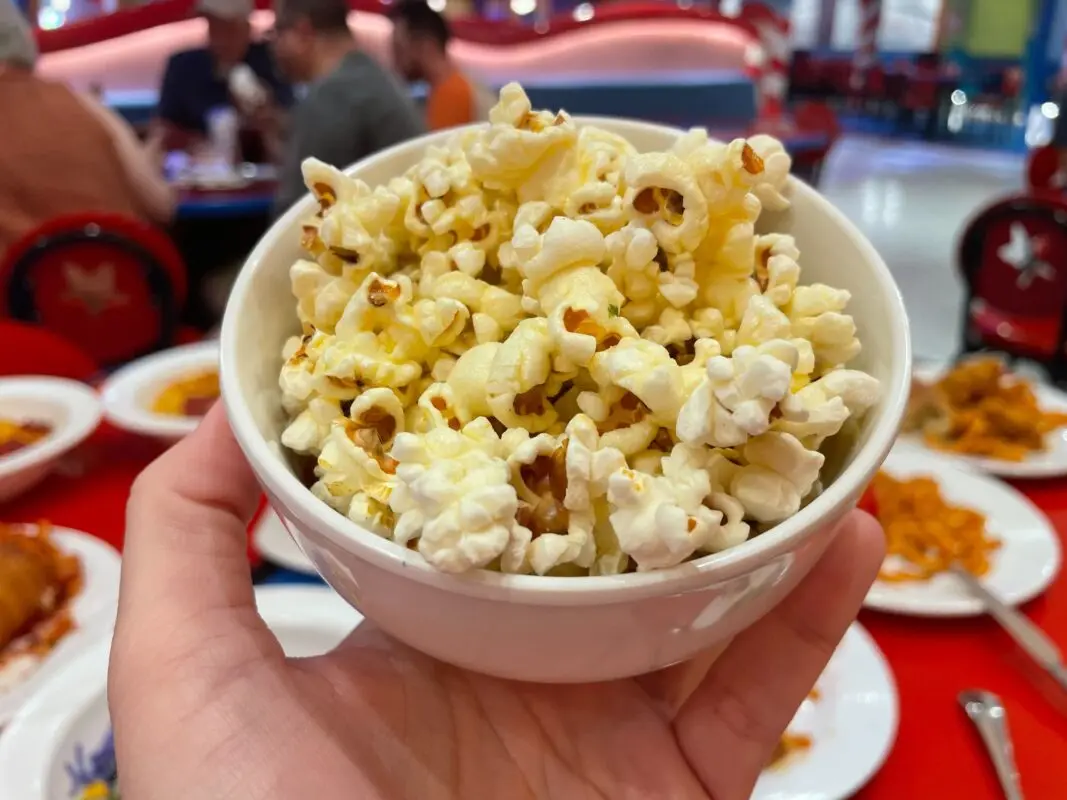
top-left (75, 94), bottom-right (176, 224)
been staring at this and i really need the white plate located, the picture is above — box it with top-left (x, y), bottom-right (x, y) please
top-left (0, 377), bottom-right (102, 503)
top-left (0, 528), bottom-right (120, 728)
top-left (100, 341), bottom-right (218, 441)
top-left (864, 448), bottom-right (1061, 617)
top-left (253, 511), bottom-right (317, 574)
top-left (0, 585), bottom-right (362, 799)
top-left (752, 623), bottom-right (898, 800)
top-left (908, 364), bottom-right (1067, 478)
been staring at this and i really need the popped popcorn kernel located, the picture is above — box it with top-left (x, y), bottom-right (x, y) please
top-left (277, 85), bottom-right (881, 576)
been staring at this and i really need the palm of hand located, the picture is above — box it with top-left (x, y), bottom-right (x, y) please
top-left (108, 407), bottom-right (882, 800)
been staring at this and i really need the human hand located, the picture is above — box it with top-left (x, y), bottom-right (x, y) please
top-left (109, 404), bottom-right (884, 800)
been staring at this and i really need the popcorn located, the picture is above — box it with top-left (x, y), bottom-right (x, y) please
top-left (730, 432), bottom-right (825, 524)
top-left (624, 152), bottom-right (709, 254)
top-left (755, 233), bottom-right (801, 307)
top-left (788, 285), bottom-right (862, 370)
top-left (290, 260), bottom-right (358, 333)
top-left (467, 83), bottom-right (578, 197)
top-left (389, 419), bottom-right (530, 573)
top-left (607, 457), bottom-right (722, 571)
top-left (504, 431), bottom-right (599, 575)
top-left (281, 396), bottom-right (342, 454)
top-left (277, 85), bottom-right (882, 576)
top-left (676, 339), bottom-right (803, 448)
top-left (309, 388), bottom-right (405, 514)
top-left (486, 318), bottom-right (568, 432)
top-left (777, 369), bottom-right (881, 447)
top-left (746, 134), bottom-right (792, 212)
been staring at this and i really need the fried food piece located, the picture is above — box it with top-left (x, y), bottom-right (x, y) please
top-left (152, 370), bottom-right (220, 417)
top-left (0, 522), bottom-right (81, 655)
top-left (868, 472), bottom-right (999, 582)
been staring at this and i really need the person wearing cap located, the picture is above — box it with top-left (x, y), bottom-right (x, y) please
top-left (155, 0), bottom-right (293, 158)
top-left (388, 0), bottom-right (493, 131)
top-left (0, 0), bottom-right (173, 256)
top-left (270, 0), bottom-right (424, 215)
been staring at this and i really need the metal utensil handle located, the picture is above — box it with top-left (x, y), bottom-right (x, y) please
top-left (953, 568), bottom-right (1063, 669)
top-left (960, 691), bottom-right (1025, 800)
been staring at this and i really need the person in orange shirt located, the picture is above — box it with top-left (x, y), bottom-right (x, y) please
top-left (389, 0), bottom-right (492, 131)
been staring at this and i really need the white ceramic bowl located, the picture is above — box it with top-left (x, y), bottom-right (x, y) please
top-left (221, 119), bottom-right (911, 682)
top-left (0, 377), bottom-right (102, 503)
top-left (100, 340), bottom-right (219, 441)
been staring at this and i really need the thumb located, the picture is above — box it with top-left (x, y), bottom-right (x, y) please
top-left (113, 403), bottom-right (273, 657)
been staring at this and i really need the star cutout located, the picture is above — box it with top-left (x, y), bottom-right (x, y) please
top-left (997, 223), bottom-right (1055, 290)
top-left (61, 262), bottom-right (129, 315)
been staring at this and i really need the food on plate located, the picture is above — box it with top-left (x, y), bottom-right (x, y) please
top-left (277, 83), bottom-right (881, 575)
top-left (768, 687), bottom-right (819, 769)
top-left (769, 731), bottom-right (813, 768)
top-left (0, 417), bottom-right (51, 457)
top-left (0, 522), bottom-right (82, 680)
top-left (865, 471), bottom-right (999, 582)
top-left (151, 369), bottom-right (219, 417)
top-left (905, 357), bottom-right (1067, 461)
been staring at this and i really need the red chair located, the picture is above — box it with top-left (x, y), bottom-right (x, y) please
top-left (958, 194), bottom-right (1067, 379)
top-left (0, 320), bottom-right (99, 382)
top-left (0, 213), bottom-right (187, 367)
top-left (1028, 145), bottom-right (1065, 192)
top-left (791, 101), bottom-right (841, 183)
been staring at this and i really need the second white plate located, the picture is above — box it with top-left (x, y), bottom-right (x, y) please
top-left (908, 365), bottom-right (1067, 479)
top-left (752, 623), bottom-right (898, 800)
top-left (0, 528), bottom-right (121, 728)
top-left (864, 447), bottom-right (1062, 617)
top-left (0, 584), bottom-right (362, 800)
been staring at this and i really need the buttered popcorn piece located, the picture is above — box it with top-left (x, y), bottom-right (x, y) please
top-left (279, 83), bottom-right (883, 576)
top-left (607, 463), bottom-right (723, 571)
top-left (777, 369), bottom-right (881, 446)
top-left (788, 284), bottom-right (862, 370)
top-left (730, 432), bottom-right (825, 524)
top-left (389, 419), bottom-right (531, 573)
top-left (746, 134), bottom-right (792, 212)
top-left (624, 152), bottom-right (708, 254)
top-left (310, 388), bottom-right (405, 513)
top-left (677, 339), bottom-right (803, 448)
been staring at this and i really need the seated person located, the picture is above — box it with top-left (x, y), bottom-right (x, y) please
top-left (156, 0), bottom-right (293, 162)
top-left (389, 0), bottom-right (494, 131)
top-left (271, 0), bottom-right (425, 216)
top-left (0, 0), bottom-right (173, 256)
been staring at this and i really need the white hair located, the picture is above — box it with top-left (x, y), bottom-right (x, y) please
top-left (0, 0), bottom-right (37, 69)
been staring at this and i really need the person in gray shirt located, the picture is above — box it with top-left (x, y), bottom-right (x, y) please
top-left (270, 0), bottom-right (424, 216)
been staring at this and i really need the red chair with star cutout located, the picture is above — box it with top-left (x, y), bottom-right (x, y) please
top-left (1028, 145), bottom-right (1065, 193)
top-left (958, 193), bottom-right (1067, 379)
top-left (0, 213), bottom-right (187, 368)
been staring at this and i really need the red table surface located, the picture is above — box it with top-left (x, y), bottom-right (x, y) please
top-left (4, 430), bottom-right (1067, 798)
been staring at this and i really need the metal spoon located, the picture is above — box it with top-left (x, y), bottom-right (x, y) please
top-left (959, 690), bottom-right (1025, 800)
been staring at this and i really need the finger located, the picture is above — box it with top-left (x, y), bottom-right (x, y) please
top-left (673, 511), bottom-right (884, 800)
top-left (117, 403), bottom-right (263, 631)
top-left (634, 638), bottom-right (734, 720)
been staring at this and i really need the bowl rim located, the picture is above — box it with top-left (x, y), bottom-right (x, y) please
top-left (0, 376), bottom-right (103, 480)
top-left (100, 340), bottom-right (219, 440)
top-left (221, 118), bottom-right (911, 604)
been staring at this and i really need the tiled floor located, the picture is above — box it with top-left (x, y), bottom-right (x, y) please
top-left (818, 135), bottom-right (1024, 364)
